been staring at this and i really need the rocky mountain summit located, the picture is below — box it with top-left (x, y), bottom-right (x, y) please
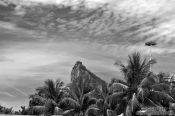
top-left (71, 61), bottom-right (107, 90)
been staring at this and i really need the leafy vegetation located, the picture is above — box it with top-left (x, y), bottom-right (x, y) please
top-left (0, 105), bottom-right (13, 114)
top-left (28, 79), bottom-right (65, 115)
top-left (1, 52), bottom-right (175, 116)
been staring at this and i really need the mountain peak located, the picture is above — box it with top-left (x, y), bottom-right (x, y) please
top-left (71, 61), bottom-right (87, 82)
top-left (71, 61), bottom-right (107, 90)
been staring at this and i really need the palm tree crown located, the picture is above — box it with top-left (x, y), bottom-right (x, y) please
top-left (60, 75), bottom-right (97, 116)
top-left (29, 79), bottom-right (65, 115)
top-left (112, 52), bottom-right (175, 116)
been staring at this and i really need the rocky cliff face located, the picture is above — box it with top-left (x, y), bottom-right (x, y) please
top-left (71, 61), bottom-right (107, 90)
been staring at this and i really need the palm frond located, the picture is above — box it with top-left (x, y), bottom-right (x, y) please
top-left (151, 83), bottom-right (170, 92)
top-left (139, 76), bottom-right (156, 88)
top-left (85, 88), bottom-right (103, 99)
top-left (110, 82), bottom-right (128, 93)
top-left (85, 104), bottom-right (101, 116)
top-left (81, 95), bottom-right (97, 112)
top-left (29, 94), bottom-right (47, 104)
top-left (56, 79), bottom-right (64, 89)
top-left (36, 86), bottom-right (49, 97)
top-left (107, 92), bottom-right (126, 110)
top-left (114, 99), bottom-right (128, 115)
top-left (119, 64), bottom-right (128, 82)
top-left (108, 92), bottom-right (126, 103)
top-left (137, 87), bottom-right (149, 103)
top-left (143, 97), bottom-right (157, 107)
top-left (96, 99), bottom-right (105, 111)
top-left (149, 91), bottom-right (175, 105)
top-left (55, 90), bottom-right (65, 103)
top-left (63, 109), bottom-right (76, 116)
top-left (107, 109), bottom-right (117, 116)
top-left (115, 79), bottom-right (128, 86)
top-left (36, 79), bottom-right (58, 99)
top-left (109, 79), bottom-right (128, 87)
top-left (44, 79), bottom-right (56, 97)
top-left (54, 106), bottom-right (63, 115)
top-left (65, 86), bottom-right (80, 102)
top-left (60, 98), bottom-right (80, 110)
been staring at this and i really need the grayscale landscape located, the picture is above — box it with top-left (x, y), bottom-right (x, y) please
top-left (0, 0), bottom-right (175, 116)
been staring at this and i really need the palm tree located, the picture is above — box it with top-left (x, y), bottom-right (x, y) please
top-left (59, 75), bottom-right (97, 116)
top-left (84, 78), bottom-right (128, 116)
top-left (29, 79), bottom-right (65, 115)
top-left (108, 52), bottom-right (175, 116)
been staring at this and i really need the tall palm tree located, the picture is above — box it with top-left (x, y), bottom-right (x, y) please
top-left (29, 79), bottom-right (65, 115)
top-left (84, 78), bottom-right (129, 116)
top-left (59, 75), bottom-right (97, 116)
top-left (106, 52), bottom-right (175, 116)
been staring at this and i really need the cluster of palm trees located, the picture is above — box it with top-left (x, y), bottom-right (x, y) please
top-left (28, 52), bottom-right (175, 116)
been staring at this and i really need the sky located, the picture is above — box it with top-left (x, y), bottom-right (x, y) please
top-left (0, 0), bottom-right (175, 110)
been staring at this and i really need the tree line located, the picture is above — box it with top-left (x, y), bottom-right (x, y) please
top-left (2, 52), bottom-right (175, 116)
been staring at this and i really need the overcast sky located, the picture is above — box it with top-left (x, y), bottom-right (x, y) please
top-left (0, 0), bottom-right (175, 110)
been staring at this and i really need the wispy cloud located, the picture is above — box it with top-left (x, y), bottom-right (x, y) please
top-left (0, 91), bottom-right (15, 98)
top-left (1, 0), bottom-right (175, 50)
top-left (11, 86), bottom-right (27, 97)
top-left (0, 55), bottom-right (13, 62)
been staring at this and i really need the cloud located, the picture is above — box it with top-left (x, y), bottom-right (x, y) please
top-left (2, 0), bottom-right (107, 8)
top-left (0, 49), bottom-right (63, 77)
top-left (0, 91), bottom-right (15, 97)
top-left (1, 0), bottom-right (175, 51)
top-left (10, 86), bottom-right (28, 97)
top-left (0, 56), bottom-right (13, 62)
top-left (125, 45), bottom-right (175, 54)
